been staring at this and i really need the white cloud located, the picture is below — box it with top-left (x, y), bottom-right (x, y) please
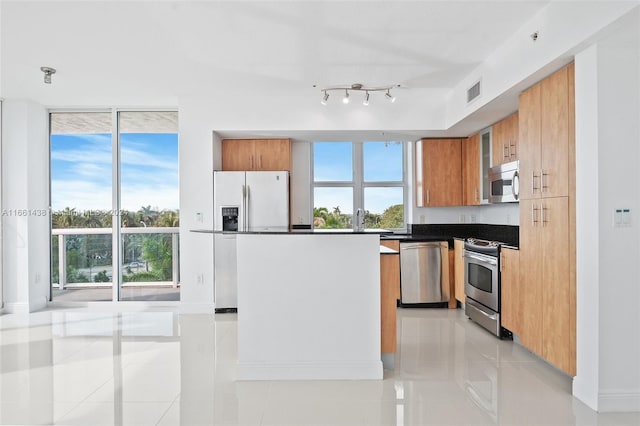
top-left (121, 147), bottom-right (177, 170)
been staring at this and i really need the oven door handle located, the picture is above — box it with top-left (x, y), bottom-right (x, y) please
top-left (463, 252), bottom-right (498, 266)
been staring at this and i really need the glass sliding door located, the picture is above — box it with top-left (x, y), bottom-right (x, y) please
top-left (118, 112), bottom-right (179, 301)
top-left (50, 112), bottom-right (114, 301)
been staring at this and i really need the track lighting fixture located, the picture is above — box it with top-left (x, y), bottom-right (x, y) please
top-left (40, 66), bottom-right (56, 84)
top-left (319, 83), bottom-right (399, 106)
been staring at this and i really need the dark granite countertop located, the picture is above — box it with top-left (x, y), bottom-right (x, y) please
top-left (191, 223), bottom-right (519, 248)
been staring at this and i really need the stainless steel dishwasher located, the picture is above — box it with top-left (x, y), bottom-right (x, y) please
top-left (399, 241), bottom-right (450, 306)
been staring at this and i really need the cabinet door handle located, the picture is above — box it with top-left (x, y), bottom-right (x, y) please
top-left (541, 202), bottom-right (548, 226)
top-left (475, 188), bottom-right (479, 202)
top-left (532, 171), bottom-right (539, 193)
top-left (532, 204), bottom-right (539, 226)
top-left (426, 190), bottom-right (430, 205)
top-left (503, 144), bottom-right (509, 160)
top-left (259, 155), bottom-right (263, 169)
top-left (510, 142), bottom-right (516, 159)
top-left (541, 169), bottom-right (549, 192)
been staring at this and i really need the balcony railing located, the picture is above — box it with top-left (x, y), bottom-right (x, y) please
top-left (52, 227), bottom-right (179, 290)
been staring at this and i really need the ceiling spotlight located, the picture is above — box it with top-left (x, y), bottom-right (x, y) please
top-left (321, 91), bottom-right (329, 106)
top-left (385, 89), bottom-right (396, 103)
top-left (342, 89), bottom-right (350, 104)
top-left (363, 91), bottom-right (370, 106)
top-left (40, 66), bottom-right (56, 84)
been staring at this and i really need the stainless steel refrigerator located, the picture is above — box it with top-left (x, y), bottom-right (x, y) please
top-left (213, 171), bottom-right (289, 312)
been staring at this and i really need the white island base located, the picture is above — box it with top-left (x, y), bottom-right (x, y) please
top-left (236, 233), bottom-right (383, 380)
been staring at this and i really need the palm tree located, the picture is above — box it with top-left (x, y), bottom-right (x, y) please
top-left (53, 207), bottom-right (80, 228)
top-left (156, 210), bottom-right (179, 227)
top-left (138, 205), bottom-right (158, 226)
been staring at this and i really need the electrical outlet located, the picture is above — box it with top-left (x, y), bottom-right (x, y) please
top-left (196, 212), bottom-right (203, 223)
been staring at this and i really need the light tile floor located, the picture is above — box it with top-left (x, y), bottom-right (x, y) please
top-left (0, 307), bottom-right (638, 425)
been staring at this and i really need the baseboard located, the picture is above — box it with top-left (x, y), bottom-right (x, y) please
top-left (237, 360), bottom-right (383, 381)
top-left (3, 302), bottom-right (30, 314)
top-left (599, 389), bottom-right (640, 412)
top-left (179, 302), bottom-right (215, 314)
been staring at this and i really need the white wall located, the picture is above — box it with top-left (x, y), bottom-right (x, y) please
top-left (291, 141), bottom-right (311, 225)
top-left (574, 12), bottom-right (640, 412)
top-left (178, 98), bottom-right (215, 313)
top-left (413, 204), bottom-right (520, 226)
top-left (1, 100), bottom-right (49, 313)
top-left (594, 19), bottom-right (640, 411)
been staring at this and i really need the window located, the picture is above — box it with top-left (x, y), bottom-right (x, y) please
top-left (312, 141), bottom-right (406, 230)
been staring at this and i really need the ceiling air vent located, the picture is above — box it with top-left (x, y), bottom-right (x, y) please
top-left (467, 80), bottom-right (481, 103)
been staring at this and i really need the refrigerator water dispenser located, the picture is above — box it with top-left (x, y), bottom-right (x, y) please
top-left (221, 207), bottom-right (239, 231)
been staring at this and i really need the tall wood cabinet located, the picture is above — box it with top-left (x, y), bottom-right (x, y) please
top-left (415, 138), bottom-right (462, 207)
top-left (517, 63), bottom-right (575, 376)
top-left (492, 112), bottom-right (519, 166)
top-left (222, 139), bottom-right (291, 171)
top-left (462, 134), bottom-right (480, 206)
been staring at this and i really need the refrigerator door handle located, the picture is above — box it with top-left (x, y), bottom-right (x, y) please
top-left (246, 185), bottom-right (250, 231)
top-left (242, 185), bottom-right (247, 232)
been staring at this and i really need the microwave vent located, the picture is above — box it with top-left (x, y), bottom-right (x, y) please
top-left (467, 80), bottom-right (481, 103)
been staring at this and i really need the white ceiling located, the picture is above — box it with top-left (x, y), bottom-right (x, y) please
top-left (1, 0), bottom-right (550, 107)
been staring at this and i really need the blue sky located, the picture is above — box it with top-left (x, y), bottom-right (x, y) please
top-left (51, 133), bottom-right (179, 212)
top-left (51, 137), bottom-right (401, 215)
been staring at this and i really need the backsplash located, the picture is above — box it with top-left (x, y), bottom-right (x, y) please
top-left (408, 223), bottom-right (519, 247)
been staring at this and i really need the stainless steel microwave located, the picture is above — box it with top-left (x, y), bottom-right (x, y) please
top-left (489, 160), bottom-right (519, 203)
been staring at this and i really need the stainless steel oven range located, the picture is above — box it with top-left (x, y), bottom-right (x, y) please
top-left (464, 238), bottom-right (511, 338)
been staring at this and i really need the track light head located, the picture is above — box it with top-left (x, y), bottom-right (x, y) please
top-left (342, 89), bottom-right (350, 104)
top-left (385, 89), bottom-right (396, 103)
top-left (321, 91), bottom-right (329, 106)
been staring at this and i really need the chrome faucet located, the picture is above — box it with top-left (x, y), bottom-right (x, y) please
top-left (355, 208), bottom-right (365, 232)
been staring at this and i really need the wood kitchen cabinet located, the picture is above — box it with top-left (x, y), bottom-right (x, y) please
top-left (462, 134), bottom-right (481, 206)
top-left (453, 239), bottom-right (465, 304)
top-left (519, 65), bottom-right (571, 200)
top-left (517, 63), bottom-right (575, 376)
top-left (380, 239), bottom-right (400, 300)
top-left (222, 138), bottom-right (291, 171)
top-left (415, 138), bottom-right (462, 207)
top-left (500, 247), bottom-right (520, 335)
top-left (491, 112), bottom-right (519, 166)
top-left (519, 197), bottom-right (573, 374)
top-left (380, 239), bottom-right (400, 354)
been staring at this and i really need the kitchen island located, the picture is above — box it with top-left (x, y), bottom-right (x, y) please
top-left (235, 232), bottom-right (383, 380)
